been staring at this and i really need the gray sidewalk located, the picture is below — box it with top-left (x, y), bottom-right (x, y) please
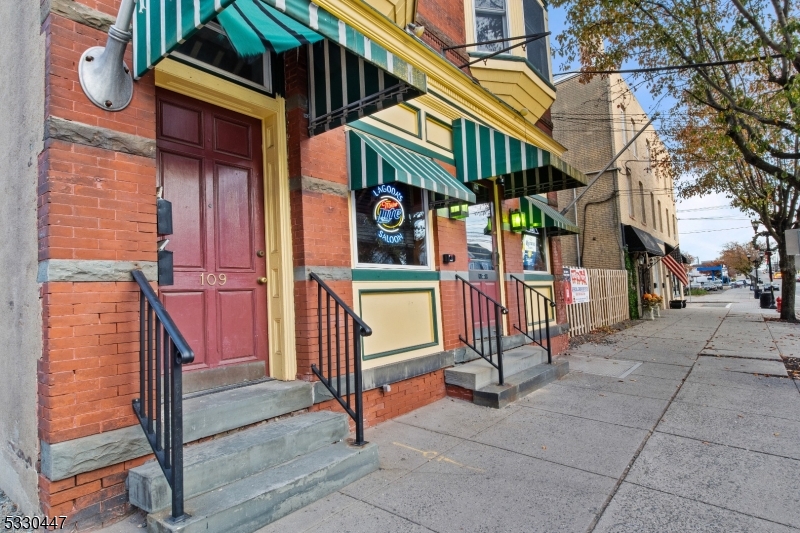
top-left (103, 289), bottom-right (800, 532)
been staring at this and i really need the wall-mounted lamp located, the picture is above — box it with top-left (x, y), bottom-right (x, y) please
top-left (509, 209), bottom-right (526, 233)
top-left (448, 203), bottom-right (469, 220)
top-left (442, 254), bottom-right (456, 264)
top-left (406, 23), bottom-right (426, 38)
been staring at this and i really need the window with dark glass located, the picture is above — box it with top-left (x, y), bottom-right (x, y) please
top-left (522, 0), bottom-right (549, 77)
top-left (475, 0), bottom-right (508, 52)
top-left (172, 22), bottom-right (271, 92)
top-left (523, 229), bottom-right (547, 271)
top-left (466, 203), bottom-right (495, 270)
top-left (354, 183), bottom-right (428, 267)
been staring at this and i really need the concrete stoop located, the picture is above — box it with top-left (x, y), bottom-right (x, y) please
top-left (445, 345), bottom-right (568, 408)
top-left (128, 395), bottom-right (379, 533)
top-left (473, 360), bottom-right (569, 408)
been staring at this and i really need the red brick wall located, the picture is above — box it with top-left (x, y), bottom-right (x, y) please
top-left (38, 10), bottom-right (158, 433)
top-left (445, 383), bottom-right (474, 403)
top-left (500, 199), bottom-right (523, 333)
top-left (311, 370), bottom-right (446, 428)
top-left (417, 0), bottom-right (467, 49)
top-left (550, 332), bottom-right (569, 357)
top-left (39, 455), bottom-right (152, 531)
top-left (39, 282), bottom-right (143, 445)
top-left (39, 7), bottom-right (159, 528)
top-left (433, 214), bottom-right (469, 350)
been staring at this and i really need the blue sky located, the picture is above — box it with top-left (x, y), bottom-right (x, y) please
top-left (547, 6), bottom-right (754, 263)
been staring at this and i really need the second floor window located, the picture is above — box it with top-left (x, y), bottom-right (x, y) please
top-left (522, 0), bottom-right (549, 77)
top-left (476, 0), bottom-right (508, 52)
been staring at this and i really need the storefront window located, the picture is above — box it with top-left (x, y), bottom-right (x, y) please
top-left (354, 183), bottom-right (428, 267)
top-left (522, 229), bottom-right (547, 271)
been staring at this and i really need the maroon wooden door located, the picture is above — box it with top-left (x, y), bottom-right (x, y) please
top-left (156, 89), bottom-right (268, 373)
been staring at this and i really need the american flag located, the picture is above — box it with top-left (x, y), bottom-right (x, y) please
top-left (663, 252), bottom-right (689, 286)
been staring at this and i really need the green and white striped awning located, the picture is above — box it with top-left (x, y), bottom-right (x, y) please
top-left (348, 130), bottom-right (476, 208)
top-left (132, 0), bottom-right (427, 135)
top-left (216, 0), bottom-right (323, 56)
top-left (521, 196), bottom-right (579, 236)
top-left (452, 118), bottom-right (588, 200)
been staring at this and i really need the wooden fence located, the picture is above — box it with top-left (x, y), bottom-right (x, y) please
top-left (566, 268), bottom-right (630, 337)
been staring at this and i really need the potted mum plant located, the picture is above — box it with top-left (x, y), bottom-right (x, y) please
top-left (642, 293), bottom-right (663, 320)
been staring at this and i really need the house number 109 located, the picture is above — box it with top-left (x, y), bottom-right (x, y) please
top-left (200, 273), bottom-right (227, 286)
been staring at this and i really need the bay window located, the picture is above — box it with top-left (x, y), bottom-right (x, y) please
top-left (475, 0), bottom-right (508, 52)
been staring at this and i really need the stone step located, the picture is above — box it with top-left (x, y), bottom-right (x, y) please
top-left (473, 360), bottom-right (569, 409)
top-left (444, 345), bottom-right (548, 391)
top-left (41, 378), bottom-right (314, 482)
top-left (128, 411), bottom-right (350, 513)
top-left (147, 441), bottom-right (379, 533)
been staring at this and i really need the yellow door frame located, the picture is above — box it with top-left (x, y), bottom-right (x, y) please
top-left (154, 58), bottom-right (297, 381)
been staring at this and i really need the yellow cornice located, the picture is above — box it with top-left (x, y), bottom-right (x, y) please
top-left (312, 0), bottom-right (565, 155)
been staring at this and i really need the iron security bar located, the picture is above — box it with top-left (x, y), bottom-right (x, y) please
top-left (456, 275), bottom-right (509, 385)
top-left (310, 272), bottom-right (373, 446)
top-left (131, 269), bottom-right (194, 521)
top-left (511, 275), bottom-right (555, 364)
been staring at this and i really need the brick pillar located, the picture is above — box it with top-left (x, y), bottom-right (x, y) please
top-left (432, 214), bottom-right (469, 350)
top-left (284, 48), bottom-right (354, 380)
top-left (38, 6), bottom-right (159, 528)
top-left (500, 199), bottom-right (523, 333)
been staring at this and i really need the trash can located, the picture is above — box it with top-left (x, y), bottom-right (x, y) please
top-left (760, 292), bottom-right (772, 308)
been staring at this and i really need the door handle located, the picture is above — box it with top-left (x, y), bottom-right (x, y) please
top-left (257, 277), bottom-right (268, 285)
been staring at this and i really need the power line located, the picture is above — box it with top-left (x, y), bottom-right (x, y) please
top-left (681, 226), bottom-right (753, 234)
top-left (554, 54), bottom-right (783, 76)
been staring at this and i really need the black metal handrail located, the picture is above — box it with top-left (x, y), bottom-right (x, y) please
top-left (511, 275), bottom-right (556, 364)
top-left (310, 272), bottom-right (372, 446)
top-left (456, 275), bottom-right (509, 385)
top-left (130, 269), bottom-right (194, 521)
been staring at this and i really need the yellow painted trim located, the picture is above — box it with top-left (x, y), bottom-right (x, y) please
top-left (363, 0), bottom-right (417, 26)
top-left (353, 281), bottom-right (445, 370)
top-left (492, 181), bottom-right (509, 335)
top-left (311, 0), bottom-right (565, 155)
top-left (154, 58), bottom-right (297, 381)
top-left (470, 59), bottom-right (556, 117)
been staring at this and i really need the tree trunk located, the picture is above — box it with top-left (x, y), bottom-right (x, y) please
top-left (776, 235), bottom-right (797, 321)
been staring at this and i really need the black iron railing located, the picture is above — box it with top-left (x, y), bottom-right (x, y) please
top-left (511, 275), bottom-right (556, 364)
top-left (310, 272), bottom-right (372, 446)
top-left (131, 269), bottom-right (194, 521)
top-left (456, 275), bottom-right (509, 385)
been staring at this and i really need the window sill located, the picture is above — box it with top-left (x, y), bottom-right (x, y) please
top-left (352, 269), bottom-right (440, 282)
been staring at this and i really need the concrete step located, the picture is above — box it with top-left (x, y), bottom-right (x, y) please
top-left (473, 360), bottom-right (569, 409)
top-left (147, 441), bottom-right (380, 533)
top-left (40, 379), bottom-right (314, 483)
top-left (445, 345), bottom-right (548, 391)
top-left (128, 411), bottom-right (350, 513)
top-left (180, 379), bottom-right (313, 444)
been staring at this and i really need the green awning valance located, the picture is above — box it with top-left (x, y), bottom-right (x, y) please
top-left (521, 196), bottom-right (579, 236)
top-left (132, 0), bottom-right (427, 135)
top-left (348, 130), bottom-right (476, 207)
top-left (452, 118), bottom-right (588, 199)
top-left (216, 0), bottom-right (323, 56)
